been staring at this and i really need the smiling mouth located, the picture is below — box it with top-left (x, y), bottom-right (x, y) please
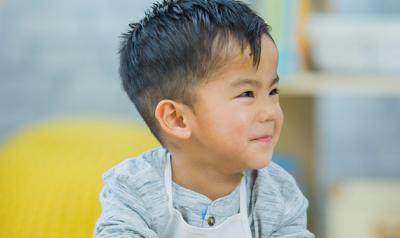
top-left (253, 135), bottom-right (273, 144)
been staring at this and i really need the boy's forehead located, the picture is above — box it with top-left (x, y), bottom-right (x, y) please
top-left (214, 36), bottom-right (255, 67)
top-left (212, 34), bottom-right (276, 70)
top-left (208, 44), bottom-right (256, 80)
top-left (208, 35), bottom-right (277, 84)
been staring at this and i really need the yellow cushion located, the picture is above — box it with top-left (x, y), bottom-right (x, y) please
top-left (0, 118), bottom-right (159, 238)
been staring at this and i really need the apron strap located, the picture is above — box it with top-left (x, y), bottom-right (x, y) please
top-left (239, 175), bottom-right (248, 216)
top-left (164, 153), bottom-right (174, 210)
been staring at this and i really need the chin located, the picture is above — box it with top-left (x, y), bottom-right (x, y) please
top-left (248, 156), bottom-right (272, 170)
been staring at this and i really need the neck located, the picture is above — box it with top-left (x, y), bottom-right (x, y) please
top-left (170, 151), bottom-right (242, 201)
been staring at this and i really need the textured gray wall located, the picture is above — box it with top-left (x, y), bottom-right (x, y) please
top-left (315, 95), bottom-right (400, 236)
top-left (318, 96), bottom-right (400, 180)
top-left (0, 0), bottom-right (156, 142)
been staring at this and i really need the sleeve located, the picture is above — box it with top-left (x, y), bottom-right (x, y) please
top-left (93, 171), bottom-right (158, 238)
top-left (270, 177), bottom-right (314, 238)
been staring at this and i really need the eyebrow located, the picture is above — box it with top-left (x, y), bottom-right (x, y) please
top-left (271, 75), bottom-right (280, 86)
top-left (229, 75), bottom-right (280, 88)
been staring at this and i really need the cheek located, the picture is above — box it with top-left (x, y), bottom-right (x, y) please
top-left (274, 106), bottom-right (284, 139)
top-left (213, 111), bottom-right (250, 147)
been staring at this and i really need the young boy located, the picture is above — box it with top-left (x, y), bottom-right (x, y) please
top-left (94, 0), bottom-right (314, 237)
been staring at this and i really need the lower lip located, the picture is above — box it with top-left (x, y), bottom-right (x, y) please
top-left (255, 136), bottom-right (273, 144)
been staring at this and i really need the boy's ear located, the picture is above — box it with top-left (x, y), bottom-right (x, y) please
top-left (154, 100), bottom-right (191, 140)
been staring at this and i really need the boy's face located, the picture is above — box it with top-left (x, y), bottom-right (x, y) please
top-left (186, 35), bottom-right (283, 173)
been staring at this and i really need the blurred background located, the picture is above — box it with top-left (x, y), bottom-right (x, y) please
top-left (1, 0), bottom-right (400, 237)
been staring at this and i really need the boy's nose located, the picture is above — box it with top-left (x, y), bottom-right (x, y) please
top-left (257, 99), bottom-right (280, 122)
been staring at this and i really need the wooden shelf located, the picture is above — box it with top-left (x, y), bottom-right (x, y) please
top-left (280, 72), bottom-right (400, 97)
top-left (275, 71), bottom-right (400, 233)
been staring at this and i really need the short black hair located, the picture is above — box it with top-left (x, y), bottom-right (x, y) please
top-left (119, 0), bottom-right (273, 144)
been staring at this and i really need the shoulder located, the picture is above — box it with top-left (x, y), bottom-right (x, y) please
top-left (257, 162), bottom-right (303, 198)
top-left (262, 162), bottom-right (297, 184)
top-left (252, 162), bottom-right (309, 226)
top-left (101, 147), bottom-right (170, 231)
top-left (95, 147), bottom-right (170, 236)
top-left (102, 146), bottom-right (168, 187)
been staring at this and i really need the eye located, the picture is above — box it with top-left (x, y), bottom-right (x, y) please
top-left (269, 88), bottom-right (280, 96)
top-left (238, 91), bottom-right (255, 98)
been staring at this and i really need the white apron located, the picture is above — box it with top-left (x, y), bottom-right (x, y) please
top-left (161, 157), bottom-right (253, 238)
